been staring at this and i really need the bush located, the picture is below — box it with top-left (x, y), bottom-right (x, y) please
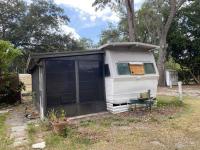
top-left (0, 73), bottom-right (24, 104)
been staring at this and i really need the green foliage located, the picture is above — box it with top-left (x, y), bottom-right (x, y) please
top-left (48, 109), bottom-right (58, 122)
top-left (0, 0), bottom-right (93, 72)
top-left (48, 109), bottom-right (68, 122)
top-left (165, 57), bottom-right (181, 71)
top-left (77, 38), bottom-right (96, 49)
top-left (135, 1), bottom-right (165, 44)
top-left (96, 0), bottom-right (171, 45)
top-left (0, 40), bottom-right (21, 72)
top-left (61, 127), bottom-right (74, 138)
top-left (99, 24), bottom-right (124, 45)
top-left (0, 73), bottom-right (24, 104)
top-left (167, 0), bottom-right (200, 83)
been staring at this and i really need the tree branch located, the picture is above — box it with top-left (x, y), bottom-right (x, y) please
top-left (161, 0), bottom-right (176, 43)
top-left (177, 0), bottom-right (187, 9)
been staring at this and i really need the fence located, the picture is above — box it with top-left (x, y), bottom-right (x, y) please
top-left (19, 74), bottom-right (32, 94)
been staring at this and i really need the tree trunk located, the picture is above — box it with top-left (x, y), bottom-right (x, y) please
top-left (125, 0), bottom-right (135, 42)
top-left (189, 70), bottom-right (200, 84)
top-left (157, 0), bottom-right (176, 86)
top-left (157, 40), bottom-right (168, 86)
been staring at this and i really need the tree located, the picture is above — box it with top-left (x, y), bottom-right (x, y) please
top-left (167, 0), bottom-right (200, 84)
top-left (0, 0), bottom-right (91, 72)
top-left (97, 0), bottom-right (188, 86)
top-left (0, 0), bottom-right (91, 53)
top-left (156, 0), bottom-right (187, 86)
top-left (0, 40), bottom-right (22, 74)
top-left (0, 0), bottom-right (26, 39)
top-left (99, 24), bottom-right (126, 45)
top-left (93, 0), bottom-right (135, 41)
top-left (77, 38), bottom-right (96, 49)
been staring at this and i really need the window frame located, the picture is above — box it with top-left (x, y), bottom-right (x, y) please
top-left (116, 63), bottom-right (131, 75)
top-left (144, 63), bottom-right (156, 74)
top-left (116, 62), bottom-right (156, 76)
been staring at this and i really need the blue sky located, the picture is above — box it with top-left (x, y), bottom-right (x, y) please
top-left (54, 0), bottom-right (145, 44)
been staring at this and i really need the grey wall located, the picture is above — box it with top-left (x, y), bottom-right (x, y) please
top-left (32, 67), bottom-right (40, 111)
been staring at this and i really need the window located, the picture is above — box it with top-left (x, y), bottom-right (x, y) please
top-left (117, 62), bottom-right (156, 75)
top-left (144, 63), bottom-right (156, 74)
top-left (129, 64), bottom-right (144, 75)
top-left (117, 63), bottom-right (130, 75)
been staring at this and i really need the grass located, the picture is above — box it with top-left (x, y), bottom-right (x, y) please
top-left (22, 96), bottom-right (200, 149)
top-left (157, 95), bottom-right (185, 107)
top-left (27, 123), bottom-right (37, 142)
top-left (44, 126), bottom-right (93, 150)
top-left (0, 94), bottom-right (197, 150)
top-left (0, 113), bottom-right (12, 150)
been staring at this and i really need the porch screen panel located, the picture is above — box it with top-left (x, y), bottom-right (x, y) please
top-left (46, 60), bottom-right (76, 106)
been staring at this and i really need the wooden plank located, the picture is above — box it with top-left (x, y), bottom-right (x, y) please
top-left (129, 64), bottom-right (144, 75)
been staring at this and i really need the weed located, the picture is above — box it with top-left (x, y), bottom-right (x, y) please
top-left (126, 118), bottom-right (141, 123)
top-left (39, 118), bottom-right (51, 131)
top-left (80, 119), bottom-right (96, 127)
top-left (61, 127), bottom-right (74, 138)
top-left (76, 136), bottom-right (92, 145)
top-left (157, 96), bottom-right (184, 107)
top-left (99, 116), bottom-right (123, 127)
top-left (45, 133), bottom-right (63, 147)
top-left (0, 114), bottom-right (7, 135)
top-left (0, 114), bottom-right (12, 150)
top-left (27, 123), bottom-right (37, 142)
top-left (113, 121), bottom-right (129, 126)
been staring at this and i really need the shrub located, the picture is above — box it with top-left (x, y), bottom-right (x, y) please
top-left (0, 73), bottom-right (24, 104)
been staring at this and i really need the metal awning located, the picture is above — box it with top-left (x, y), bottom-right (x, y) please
top-left (99, 42), bottom-right (160, 51)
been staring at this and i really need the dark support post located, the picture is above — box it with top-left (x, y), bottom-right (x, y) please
top-left (75, 60), bottom-right (79, 103)
top-left (148, 89), bottom-right (151, 111)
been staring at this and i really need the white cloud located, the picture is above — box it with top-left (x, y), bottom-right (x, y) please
top-left (54, 0), bottom-right (115, 23)
top-left (54, 0), bottom-right (145, 23)
top-left (48, 19), bottom-right (80, 39)
top-left (59, 24), bottom-right (80, 39)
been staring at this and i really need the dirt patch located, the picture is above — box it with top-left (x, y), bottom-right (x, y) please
top-left (158, 85), bottom-right (200, 97)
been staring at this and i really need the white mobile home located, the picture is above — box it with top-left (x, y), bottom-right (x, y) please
top-left (28, 42), bottom-right (159, 118)
top-left (101, 42), bottom-right (159, 113)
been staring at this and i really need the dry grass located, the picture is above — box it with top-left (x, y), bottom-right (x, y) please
top-left (0, 113), bottom-right (13, 150)
top-left (26, 96), bottom-right (200, 150)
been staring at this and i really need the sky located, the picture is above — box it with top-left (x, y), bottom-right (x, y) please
top-left (54, 0), bottom-right (145, 43)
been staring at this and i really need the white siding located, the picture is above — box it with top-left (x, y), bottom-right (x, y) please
top-left (105, 49), bottom-right (159, 113)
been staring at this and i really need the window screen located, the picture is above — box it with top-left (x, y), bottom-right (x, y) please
top-left (104, 64), bottom-right (110, 77)
top-left (129, 64), bottom-right (144, 75)
top-left (144, 63), bottom-right (156, 74)
top-left (117, 63), bottom-right (130, 75)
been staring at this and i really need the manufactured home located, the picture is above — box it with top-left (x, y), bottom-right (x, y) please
top-left (27, 42), bottom-right (159, 119)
